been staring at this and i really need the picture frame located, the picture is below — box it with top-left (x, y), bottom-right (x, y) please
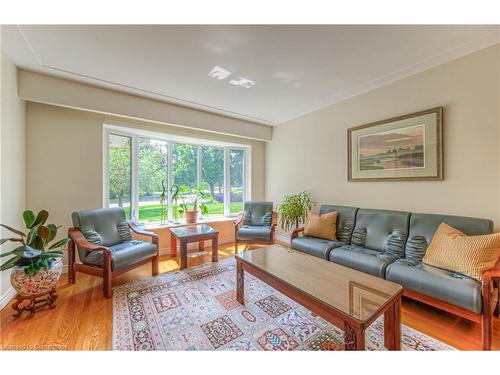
top-left (347, 107), bottom-right (443, 181)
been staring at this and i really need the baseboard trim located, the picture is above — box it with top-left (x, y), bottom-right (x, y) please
top-left (276, 234), bottom-right (290, 245)
top-left (0, 285), bottom-right (16, 310)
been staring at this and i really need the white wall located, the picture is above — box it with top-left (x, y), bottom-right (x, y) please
top-left (266, 44), bottom-right (500, 236)
top-left (0, 48), bottom-right (26, 308)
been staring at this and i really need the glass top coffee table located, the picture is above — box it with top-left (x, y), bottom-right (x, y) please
top-left (170, 224), bottom-right (219, 270)
top-left (235, 245), bottom-right (403, 350)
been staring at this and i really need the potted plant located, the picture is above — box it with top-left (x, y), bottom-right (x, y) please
top-left (277, 191), bottom-right (314, 231)
top-left (0, 209), bottom-right (68, 299)
top-left (177, 185), bottom-right (210, 224)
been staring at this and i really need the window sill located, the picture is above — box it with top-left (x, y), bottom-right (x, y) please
top-left (138, 216), bottom-right (236, 230)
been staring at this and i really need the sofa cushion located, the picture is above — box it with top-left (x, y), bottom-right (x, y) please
top-left (319, 205), bottom-right (358, 243)
top-left (83, 240), bottom-right (157, 271)
top-left (291, 236), bottom-right (344, 259)
top-left (386, 260), bottom-right (482, 314)
top-left (304, 210), bottom-right (337, 240)
top-left (352, 209), bottom-right (411, 252)
top-left (384, 230), bottom-right (407, 258)
top-left (405, 234), bottom-right (428, 263)
top-left (406, 213), bottom-right (493, 261)
top-left (423, 223), bottom-right (500, 281)
top-left (237, 225), bottom-right (272, 241)
top-left (328, 245), bottom-right (398, 278)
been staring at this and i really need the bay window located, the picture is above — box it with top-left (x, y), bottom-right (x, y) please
top-left (104, 125), bottom-right (250, 224)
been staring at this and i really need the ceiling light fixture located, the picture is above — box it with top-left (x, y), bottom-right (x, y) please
top-left (229, 76), bottom-right (256, 89)
top-left (208, 65), bottom-right (231, 80)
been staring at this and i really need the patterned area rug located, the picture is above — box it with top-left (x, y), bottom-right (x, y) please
top-left (113, 258), bottom-right (454, 351)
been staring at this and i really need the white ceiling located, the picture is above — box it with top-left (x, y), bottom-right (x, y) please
top-left (3, 25), bottom-right (499, 125)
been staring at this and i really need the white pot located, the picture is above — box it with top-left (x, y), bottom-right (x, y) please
top-left (10, 258), bottom-right (63, 297)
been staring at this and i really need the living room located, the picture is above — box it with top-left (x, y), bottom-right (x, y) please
top-left (1, 0), bottom-right (499, 372)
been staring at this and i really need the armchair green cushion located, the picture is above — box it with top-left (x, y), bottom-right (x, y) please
top-left (237, 201), bottom-right (274, 243)
top-left (84, 240), bottom-right (157, 271)
top-left (242, 201), bottom-right (273, 227)
top-left (71, 207), bottom-right (158, 270)
top-left (237, 225), bottom-right (272, 241)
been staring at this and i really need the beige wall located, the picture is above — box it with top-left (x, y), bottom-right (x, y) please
top-left (0, 49), bottom-right (26, 306)
top-left (26, 103), bottom-right (266, 252)
top-left (18, 70), bottom-right (272, 141)
top-left (266, 44), bottom-right (500, 236)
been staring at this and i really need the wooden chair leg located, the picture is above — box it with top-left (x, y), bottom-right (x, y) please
top-left (482, 280), bottom-right (493, 350)
top-left (482, 311), bottom-right (492, 350)
top-left (495, 280), bottom-right (500, 317)
top-left (68, 240), bottom-right (76, 284)
top-left (152, 254), bottom-right (159, 276)
top-left (103, 252), bottom-right (113, 298)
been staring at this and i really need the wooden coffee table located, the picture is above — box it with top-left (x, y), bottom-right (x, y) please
top-left (235, 246), bottom-right (403, 351)
top-left (170, 224), bottom-right (219, 270)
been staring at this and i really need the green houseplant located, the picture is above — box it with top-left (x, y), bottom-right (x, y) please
top-left (277, 191), bottom-right (314, 232)
top-left (177, 185), bottom-right (210, 223)
top-left (0, 209), bottom-right (68, 297)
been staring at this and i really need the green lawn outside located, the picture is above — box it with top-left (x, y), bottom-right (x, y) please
top-left (138, 201), bottom-right (244, 223)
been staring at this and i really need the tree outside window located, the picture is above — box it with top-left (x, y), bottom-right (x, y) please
top-left (108, 134), bottom-right (132, 219)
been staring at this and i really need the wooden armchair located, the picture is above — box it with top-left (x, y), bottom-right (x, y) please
top-left (68, 207), bottom-right (159, 298)
top-left (234, 201), bottom-right (277, 252)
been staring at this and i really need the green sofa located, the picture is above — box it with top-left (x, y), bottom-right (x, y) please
top-left (290, 204), bottom-right (499, 350)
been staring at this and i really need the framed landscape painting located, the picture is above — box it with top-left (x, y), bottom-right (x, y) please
top-left (348, 107), bottom-right (443, 181)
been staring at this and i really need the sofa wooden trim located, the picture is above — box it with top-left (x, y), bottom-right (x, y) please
top-left (67, 221), bottom-right (160, 298)
top-left (289, 227), bottom-right (499, 350)
top-left (234, 211), bottom-right (277, 251)
top-left (290, 226), bottom-right (305, 247)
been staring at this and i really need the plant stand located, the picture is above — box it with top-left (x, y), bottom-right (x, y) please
top-left (12, 288), bottom-right (58, 318)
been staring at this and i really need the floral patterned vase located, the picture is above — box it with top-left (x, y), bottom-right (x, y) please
top-left (10, 258), bottom-right (63, 297)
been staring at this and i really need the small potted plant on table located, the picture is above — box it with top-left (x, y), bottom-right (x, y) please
top-left (0, 209), bottom-right (68, 317)
top-left (178, 185), bottom-right (210, 224)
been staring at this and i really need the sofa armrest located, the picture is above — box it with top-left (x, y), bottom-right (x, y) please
top-left (128, 221), bottom-right (159, 245)
top-left (68, 227), bottom-right (111, 254)
top-left (483, 259), bottom-right (500, 283)
top-left (290, 227), bottom-right (304, 248)
top-left (291, 227), bottom-right (304, 240)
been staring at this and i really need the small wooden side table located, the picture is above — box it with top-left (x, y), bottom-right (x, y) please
top-left (170, 224), bottom-right (219, 270)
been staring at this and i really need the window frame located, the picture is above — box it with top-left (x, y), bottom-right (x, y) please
top-left (103, 124), bottom-right (251, 224)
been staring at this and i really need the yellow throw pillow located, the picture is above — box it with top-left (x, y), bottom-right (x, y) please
top-left (303, 210), bottom-right (337, 241)
top-left (423, 223), bottom-right (500, 281)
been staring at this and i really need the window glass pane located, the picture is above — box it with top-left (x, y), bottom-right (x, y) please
top-left (172, 143), bottom-right (198, 219)
top-left (108, 134), bottom-right (132, 219)
top-left (229, 149), bottom-right (244, 214)
top-left (138, 138), bottom-right (168, 224)
top-left (201, 146), bottom-right (224, 217)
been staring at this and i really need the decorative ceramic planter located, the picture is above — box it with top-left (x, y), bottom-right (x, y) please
top-left (185, 210), bottom-right (198, 224)
top-left (10, 258), bottom-right (63, 297)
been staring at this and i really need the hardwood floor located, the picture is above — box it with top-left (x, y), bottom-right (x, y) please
top-left (1, 243), bottom-right (499, 350)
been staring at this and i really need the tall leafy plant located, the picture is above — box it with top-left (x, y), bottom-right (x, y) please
top-left (277, 191), bottom-right (314, 232)
top-left (0, 210), bottom-right (68, 276)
